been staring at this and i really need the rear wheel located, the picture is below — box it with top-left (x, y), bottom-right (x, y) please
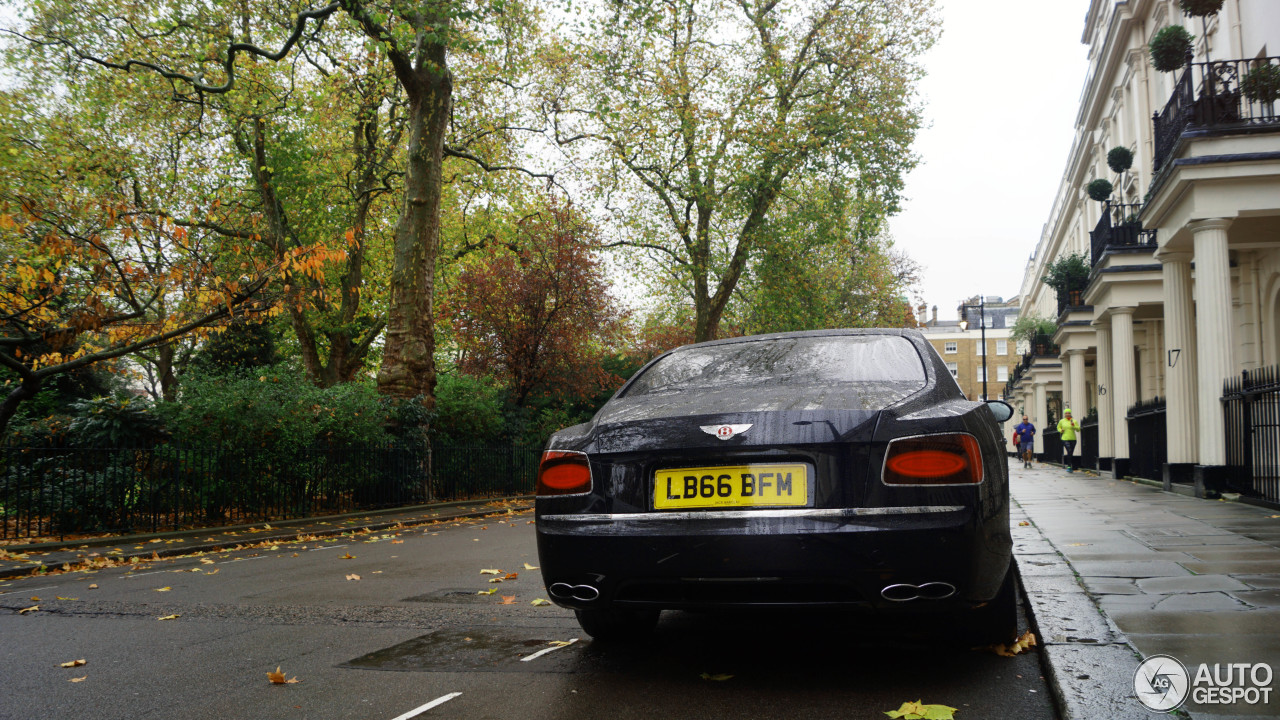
top-left (575, 608), bottom-right (660, 641)
top-left (955, 566), bottom-right (1018, 647)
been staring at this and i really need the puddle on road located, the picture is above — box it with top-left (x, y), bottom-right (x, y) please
top-left (342, 627), bottom-right (584, 673)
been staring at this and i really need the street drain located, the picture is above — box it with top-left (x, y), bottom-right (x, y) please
top-left (342, 628), bottom-right (585, 673)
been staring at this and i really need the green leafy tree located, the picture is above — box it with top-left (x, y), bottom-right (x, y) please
top-left (544, 0), bottom-right (938, 341)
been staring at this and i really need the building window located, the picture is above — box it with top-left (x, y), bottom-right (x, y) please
top-left (976, 342), bottom-right (986, 356)
top-left (998, 365), bottom-right (1009, 381)
top-left (946, 362), bottom-right (958, 378)
top-left (944, 341), bottom-right (957, 354)
top-left (996, 340), bottom-right (1008, 356)
top-left (983, 316), bottom-right (994, 328)
top-left (977, 367), bottom-right (986, 381)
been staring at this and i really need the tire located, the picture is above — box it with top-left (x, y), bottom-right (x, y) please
top-left (955, 566), bottom-right (1018, 647)
top-left (574, 608), bottom-right (660, 641)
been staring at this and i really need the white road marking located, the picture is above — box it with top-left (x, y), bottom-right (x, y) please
top-left (520, 638), bottom-right (579, 662)
top-left (388, 692), bottom-right (462, 720)
top-left (310, 544), bottom-right (350, 551)
top-left (1, 585), bottom-right (57, 594)
top-left (122, 571), bottom-right (174, 579)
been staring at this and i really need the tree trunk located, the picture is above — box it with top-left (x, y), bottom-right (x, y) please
top-left (376, 51), bottom-right (450, 404)
top-left (0, 376), bottom-right (43, 438)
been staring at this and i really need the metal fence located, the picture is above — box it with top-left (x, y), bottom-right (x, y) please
top-left (1126, 397), bottom-right (1167, 481)
top-left (1080, 417), bottom-right (1099, 469)
top-left (1224, 368), bottom-right (1280, 505)
top-left (1042, 429), bottom-right (1062, 466)
top-left (0, 444), bottom-right (542, 541)
top-left (1154, 55), bottom-right (1280, 172)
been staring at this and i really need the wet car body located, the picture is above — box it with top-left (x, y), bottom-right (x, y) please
top-left (535, 329), bottom-right (1014, 641)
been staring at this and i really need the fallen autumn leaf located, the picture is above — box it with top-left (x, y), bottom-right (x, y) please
top-left (18, 605), bottom-right (38, 614)
top-left (69, 676), bottom-right (86, 683)
top-left (500, 596), bottom-right (516, 605)
top-left (346, 574), bottom-right (361, 581)
top-left (480, 568), bottom-right (501, 575)
top-left (59, 659), bottom-right (87, 668)
top-left (267, 666), bottom-right (300, 684)
top-left (523, 563), bottom-right (539, 570)
top-left (158, 614), bottom-right (180, 621)
top-left (884, 700), bottom-right (957, 719)
top-left (530, 599), bottom-right (550, 606)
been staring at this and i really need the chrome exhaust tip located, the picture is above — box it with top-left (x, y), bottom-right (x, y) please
top-left (549, 582), bottom-right (601, 602)
top-left (881, 582), bottom-right (957, 602)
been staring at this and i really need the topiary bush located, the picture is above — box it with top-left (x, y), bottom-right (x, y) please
top-left (1179, 0), bottom-right (1223, 17)
top-left (1087, 178), bottom-right (1114, 202)
top-left (1150, 25), bottom-right (1194, 72)
top-left (1107, 146), bottom-right (1134, 174)
top-left (1242, 64), bottom-right (1280, 104)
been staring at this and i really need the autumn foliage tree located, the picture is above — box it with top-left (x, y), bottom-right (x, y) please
top-left (0, 84), bottom-right (351, 433)
top-left (444, 204), bottom-right (622, 406)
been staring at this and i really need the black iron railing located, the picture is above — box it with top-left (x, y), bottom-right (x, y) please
top-left (1080, 417), bottom-right (1099, 470)
top-left (0, 444), bottom-right (542, 541)
top-left (1090, 201), bottom-right (1157, 266)
top-left (1042, 429), bottom-right (1062, 465)
top-left (1126, 397), bottom-right (1167, 481)
top-left (1223, 367), bottom-right (1280, 505)
top-left (1154, 55), bottom-right (1280, 172)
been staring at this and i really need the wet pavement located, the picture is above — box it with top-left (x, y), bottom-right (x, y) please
top-left (1011, 460), bottom-right (1280, 719)
top-left (0, 498), bottom-right (533, 580)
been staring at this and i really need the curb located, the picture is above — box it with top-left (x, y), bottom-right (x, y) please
top-left (0, 499), bottom-right (534, 581)
top-left (1012, 497), bottom-right (1170, 719)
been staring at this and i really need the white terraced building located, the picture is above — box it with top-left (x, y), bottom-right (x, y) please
top-left (1007, 0), bottom-right (1280, 498)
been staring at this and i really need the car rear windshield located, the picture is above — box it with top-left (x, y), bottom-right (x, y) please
top-left (623, 335), bottom-right (927, 398)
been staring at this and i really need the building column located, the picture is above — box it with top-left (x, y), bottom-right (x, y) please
top-left (1034, 381), bottom-right (1048, 458)
top-left (1068, 350), bottom-right (1087, 421)
top-left (1192, 219), bottom-right (1234, 494)
top-left (1111, 307), bottom-right (1138, 478)
top-left (1159, 249), bottom-right (1199, 486)
top-left (1095, 323), bottom-right (1115, 470)
top-left (1061, 354), bottom-right (1073, 417)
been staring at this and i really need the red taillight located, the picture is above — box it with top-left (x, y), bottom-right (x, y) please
top-left (537, 451), bottom-right (592, 496)
top-left (883, 434), bottom-right (983, 485)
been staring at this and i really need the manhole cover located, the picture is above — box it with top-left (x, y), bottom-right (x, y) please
top-left (342, 628), bottom-right (585, 673)
top-left (402, 588), bottom-right (501, 605)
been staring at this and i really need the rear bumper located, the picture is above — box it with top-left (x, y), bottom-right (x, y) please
top-left (535, 505), bottom-right (1010, 612)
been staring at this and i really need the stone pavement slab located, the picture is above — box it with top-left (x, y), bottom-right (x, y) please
top-left (1011, 461), bottom-right (1280, 718)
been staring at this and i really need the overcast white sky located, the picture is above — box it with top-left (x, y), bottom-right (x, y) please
top-left (889, 0), bottom-right (1091, 321)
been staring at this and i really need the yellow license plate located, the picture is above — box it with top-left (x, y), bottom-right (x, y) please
top-left (653, 463), bottom-right (809, 510)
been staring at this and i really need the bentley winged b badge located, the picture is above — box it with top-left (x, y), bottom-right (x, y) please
top-left (700, 423), bottom-right (752, 441)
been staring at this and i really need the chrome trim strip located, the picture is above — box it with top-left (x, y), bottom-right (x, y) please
top-left (539, 506), bottom-right (965, 523)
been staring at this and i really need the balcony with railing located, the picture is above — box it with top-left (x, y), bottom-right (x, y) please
top-left (1089, 200), bottom-right (1157, 267)
top-left (1154, 54), bottom-right (1280, 173)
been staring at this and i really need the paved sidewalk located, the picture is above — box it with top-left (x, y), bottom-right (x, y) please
top-left (0, 497), bottom-right (533, 580)
top-left (1012, 461), bottom-right (1280, 719)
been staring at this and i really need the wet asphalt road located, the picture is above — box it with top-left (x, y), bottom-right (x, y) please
top-left (0, 510), bottom-right (1058, 720)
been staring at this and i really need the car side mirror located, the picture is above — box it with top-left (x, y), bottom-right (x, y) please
top-left (985, 400), bottom-right (1014, 423)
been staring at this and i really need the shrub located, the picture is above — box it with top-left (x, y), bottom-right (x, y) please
top-left (1242, 64), bottom-right (1280, 104)
top-left (431, 373), bottom-right (507, 446)
top-left (1011, 316), bottom-right (1059, 346)
top-left (1041, 252), bottom-right (1092, 295)
top-left (1179, 0), bottom-right (1223, 17)
top-left (1107, 146), bottom-right (1134, 174)
top-left (69, 395), bottom-right (167, 448)
top-left (1086, 179), bottom-right (1114, 202)
top-left (160, 364), bottom-right (393, 452)
top-left (1150, 26), bottom-right (1194, 72)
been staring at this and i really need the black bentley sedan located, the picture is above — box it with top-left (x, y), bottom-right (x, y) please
top-left (534, 329), bottom-right (1015, 642)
